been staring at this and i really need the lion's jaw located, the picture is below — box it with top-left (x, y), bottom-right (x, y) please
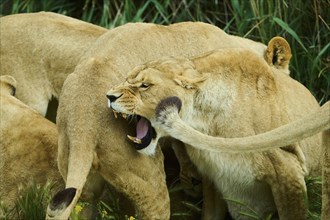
top-left (106, 88), bottom-right (170, 156)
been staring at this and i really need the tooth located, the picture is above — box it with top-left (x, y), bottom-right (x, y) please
top-left (134, 138), bottom-right (142, 144)
top-left (122, 113), bottom-right (127, 119)
top-left (113, 110), bottom-right (118, 119)
top-left (127, 135), bottom-right (134, 142)
top-left (127, 135), bottom-right (142, 144)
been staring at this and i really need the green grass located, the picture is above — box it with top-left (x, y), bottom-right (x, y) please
top-left (0, 181), bottom-right (200, 220)
top-left (0, 179), bottom-right (322, 220)
top-left (0, 182), bottom-right (55, 220)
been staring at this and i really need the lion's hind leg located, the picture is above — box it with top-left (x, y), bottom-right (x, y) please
top-left (262, 150), bottom-right (308, 220)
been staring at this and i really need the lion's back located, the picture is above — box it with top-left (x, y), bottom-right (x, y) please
top-left (0, 12), bottom-right (107, 114)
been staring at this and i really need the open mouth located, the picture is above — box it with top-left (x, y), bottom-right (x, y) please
top-left (111, 110), bottom-right (156, 150)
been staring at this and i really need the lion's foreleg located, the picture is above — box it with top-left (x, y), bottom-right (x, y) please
top-left (80, 170), bottom-right (106, 219)
top-left (101, 169), bottom-right (170, 219)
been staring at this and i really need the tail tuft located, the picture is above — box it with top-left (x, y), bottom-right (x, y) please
top-left (47, 188), bottom-right (76, 218)
top-left (155, 96), bottom-right (182, 119)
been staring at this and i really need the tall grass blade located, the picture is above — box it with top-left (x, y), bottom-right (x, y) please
top-left (273, 16), bottom-right (307, 52)
top-left (312, 42), bottom-right (330, 73)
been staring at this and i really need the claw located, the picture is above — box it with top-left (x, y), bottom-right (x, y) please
top-left (127, 135), bottom-right (142, 144)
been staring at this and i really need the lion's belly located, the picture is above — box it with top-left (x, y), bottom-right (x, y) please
top-left (187, 147), bottom-right (276, 219)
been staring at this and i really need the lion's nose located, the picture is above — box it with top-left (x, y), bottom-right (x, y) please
top-left (106, 94), bottom-right (118, 103)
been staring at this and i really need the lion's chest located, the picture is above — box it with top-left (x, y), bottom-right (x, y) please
top-left (187, 146), bottom-right (256, 186)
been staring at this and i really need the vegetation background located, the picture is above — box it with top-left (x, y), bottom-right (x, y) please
top-left (1, 0), bottom-right (329, 103)
top-left (0, 0), bottom-right (329, 219)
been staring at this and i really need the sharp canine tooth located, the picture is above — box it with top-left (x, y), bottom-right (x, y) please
top-left (113, 110), bottom-right (118, 119)
top-left (122, 113), bottom-right (127, 119)
top-left (127, 135), bottom-right (142, 144)
top-left (127, 135), bottom-right (134, 142)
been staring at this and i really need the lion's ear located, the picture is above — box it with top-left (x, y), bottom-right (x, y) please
top-left (265, 37), bottom-right (292, 70)
top-left (0, 75), bottom-right (17, 96)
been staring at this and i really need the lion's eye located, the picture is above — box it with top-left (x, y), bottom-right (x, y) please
top-left (140, 83), bottom-right (150, 89)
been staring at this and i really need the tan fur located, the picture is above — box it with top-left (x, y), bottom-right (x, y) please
top-left (50, 22), bottom-right (268, 219)
top-left (0, 12), bottom-right (107, 116)
top-left (107, 38), bottom-right (326, 219)
top-left (0, 75), bottom-right (63, 218)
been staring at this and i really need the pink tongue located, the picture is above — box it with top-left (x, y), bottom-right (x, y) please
top-left (136, 117), bottom-right (149, 139)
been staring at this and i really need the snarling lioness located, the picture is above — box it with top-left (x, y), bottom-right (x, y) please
top-left (107, 37), bottom-right (328, 219)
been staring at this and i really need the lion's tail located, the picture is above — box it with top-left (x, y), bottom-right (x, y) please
top-left (46, 139), bottom-right (94, 220)
top-left (157, 98), bottom-right (330, 153)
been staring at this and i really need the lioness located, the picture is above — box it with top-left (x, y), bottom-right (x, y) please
top-left (153, 96), bottom-right (330, 220)
top-left (0, 12), bottom-right (107, 116)
top-left (47, 22), bottom-right (268, 219)
top-left (0, 75), bottom-right (63, 217)
top-left (157, 97), bottom-right (330, 219)
top-left (106, 38), bottom-right (325, 219)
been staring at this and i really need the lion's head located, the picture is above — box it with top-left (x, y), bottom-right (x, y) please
top-left (106, 37), bottom-right (291, 155)
top-left (106, 56), bottom-right (204, 155)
